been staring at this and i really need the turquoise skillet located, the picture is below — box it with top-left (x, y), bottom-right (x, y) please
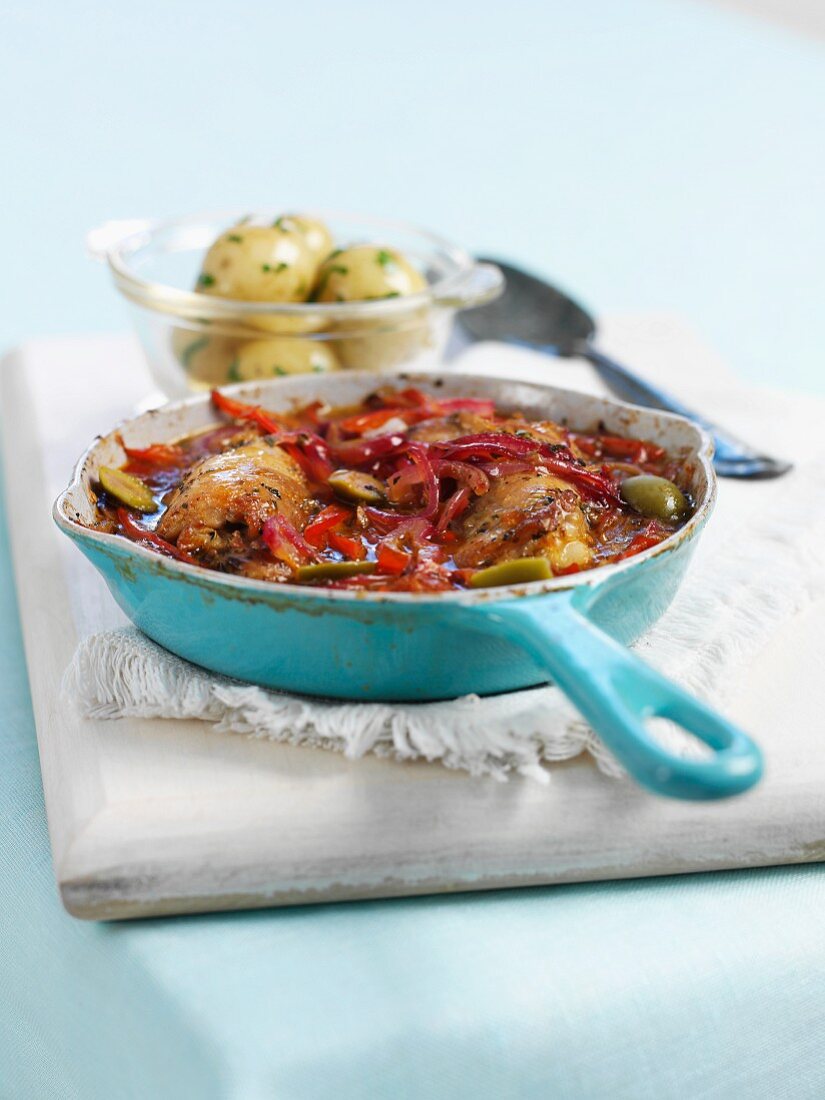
top-left (54, 371), bottom-right (763, 801)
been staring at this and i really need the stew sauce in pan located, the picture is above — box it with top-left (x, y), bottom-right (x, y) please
top-left (95, 386), bottom-right (693, 592)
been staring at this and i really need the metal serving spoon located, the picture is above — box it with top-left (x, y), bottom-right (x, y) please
top-left (459, 258), bottom-right (791, 479)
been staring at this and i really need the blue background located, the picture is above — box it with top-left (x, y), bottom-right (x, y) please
top-left (2, 0), bottom-right (824, 390)
top-left (2, 1), bottom-right (825, 1096)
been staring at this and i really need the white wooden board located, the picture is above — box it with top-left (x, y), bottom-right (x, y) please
top-left (2, 322), bottom-right (824, 921)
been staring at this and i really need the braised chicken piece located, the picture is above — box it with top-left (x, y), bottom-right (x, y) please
top-left (411, 412), bottom-right (594, 572)
top-left (157, 442), bottom-right (312, 563)
top-left (453, 474), bottom-right (593, 572)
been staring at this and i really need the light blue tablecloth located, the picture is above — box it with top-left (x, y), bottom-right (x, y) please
top-left (1, 2), bottom-right (824, 1096)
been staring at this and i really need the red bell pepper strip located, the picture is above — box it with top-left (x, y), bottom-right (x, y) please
top-left (328, 531), bottom-right (366, 560)
top-left (376, 542), bottom-right (412, 575)
top-left (570, 432), bottom-right (666, 464)
top-left (385, 387), bottom-right (495, 417)
top-left (117, 508), bottom-right (198, 565)
top-left (568, 434), bottom-right (600, 458)
top-left (617, 524), bottom-right (666, 561)
top-left (337, 407), bottom-right (411, 435)
top-left (211, 391), bottom-right (333, 481)
top-left (336, 396), bottom-right (496, 436)
top-left (302, 503), bottom-right (352, 548)
top-left (119, 439), bottom-right (187, 468)
top-left (210, 389), bottom-right (283, 435)
top-left (601, 435), bottom-right (665, 462)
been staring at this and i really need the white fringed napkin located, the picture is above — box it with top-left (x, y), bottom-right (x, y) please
top-left (64, 342), bottom-right (825, 782)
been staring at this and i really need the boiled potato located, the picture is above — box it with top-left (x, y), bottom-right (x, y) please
top-left (241, 306), bottom-right (327, 338)
top-left (332, 318), bottom-right (432, 371)
top-left (197, 224), bottom-right (318, 303)
top-left (313, 245), bottom-right (426, 302)
top-left (282, 214), bottom-right (333, 265)
top-left (170, 328), bottom-right (240, 387)
top-left (190, 223), bottom-right (431, 372)
top-left (313, 245), bottom-right (428, 370)
top-left (229, 337), bottom-right (339, 380)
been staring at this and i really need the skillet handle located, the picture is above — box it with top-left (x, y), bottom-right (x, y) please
top-left (468, 594), bottom-right (763, 800)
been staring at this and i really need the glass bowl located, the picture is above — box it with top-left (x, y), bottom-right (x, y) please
top-left (91, 209), bottom-right (504, 397)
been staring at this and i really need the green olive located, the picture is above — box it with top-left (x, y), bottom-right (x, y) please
top-left (296, 561), bottom-right (377, 582)
top-left (620, 475), bottom-right (689, 522)
top-left (469, 557), bottom-right (552, 588)
top-left (327, 469), bottom-right (386, 504)
top-left (99, 467), bottom-right (157, 513)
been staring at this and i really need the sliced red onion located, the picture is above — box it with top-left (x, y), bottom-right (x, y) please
top-left (432, 459), bottom-right (490, 496)
top-left (430, 433), bottom-right (619, 503)
top-left (262, 514), bottom-right (316, 564)
top-left (436, 486), bottom-right (471, 534)
top-left (330, 432), bottom-right (408, 466)
top-left (405, 443), bottom-right (440, 518)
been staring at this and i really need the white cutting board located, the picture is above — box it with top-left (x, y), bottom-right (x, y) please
top-left (2, 320), bottom-right (824, 921)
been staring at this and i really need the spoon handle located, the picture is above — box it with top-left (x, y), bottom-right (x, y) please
top-left (579, 345), bottom-right (792, 479)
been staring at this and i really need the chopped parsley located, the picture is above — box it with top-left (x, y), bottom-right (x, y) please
top-left (197, 273), bottom-right (216, 288)
top-left (272, 216), bottom-right (289, 230)
top-left (226, 358), bottom-right (241, 382)
top-left (227, 234), bottom-right (244, 243)
top-left (376, 249), bottom-right (395, 267)
top-left (273, 366), bottom-right (287, 376)
top-left (262, 262), bottom-right (289, 273)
